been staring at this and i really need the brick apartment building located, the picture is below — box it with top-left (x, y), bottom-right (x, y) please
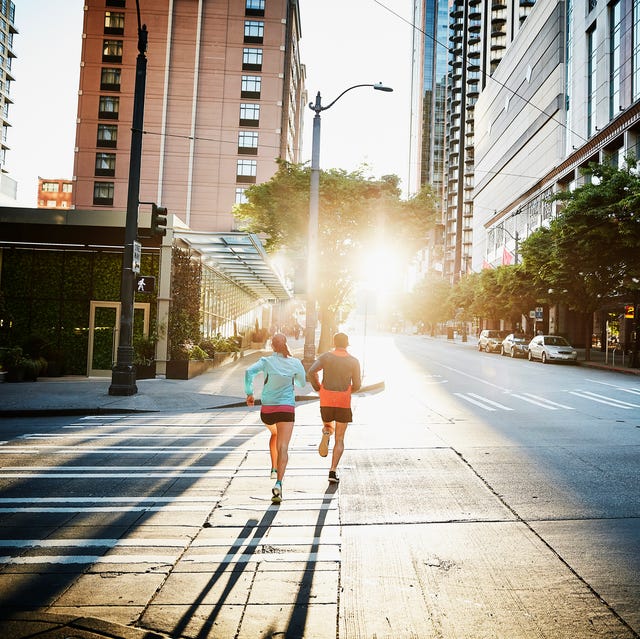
top-left (73, 0), bottom-right (306, 231)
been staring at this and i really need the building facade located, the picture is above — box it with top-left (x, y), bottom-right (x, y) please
top-left (442, 0), bottom-right (536, 281)
top-left (37, 178), bottom-right (74, 209)
top-left (474, 0), bottom-right (640, 271)
top-left (73, 0), bottom-right (306, 232)
top-left (0, 0), bottom-right (16, 203)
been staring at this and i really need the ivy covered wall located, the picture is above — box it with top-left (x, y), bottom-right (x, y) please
top-left (0, 248), bottom-right (158, 375)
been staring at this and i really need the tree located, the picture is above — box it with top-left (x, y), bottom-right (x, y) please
top-left (401, 273), bottom-right (453, 333)
top-left (234, 161), bottom-right (438, 352)
top-left (520, 160), bottom-right (640, 361)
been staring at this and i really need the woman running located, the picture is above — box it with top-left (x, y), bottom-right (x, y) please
top-left (245, 332), bottom-right (306, 503)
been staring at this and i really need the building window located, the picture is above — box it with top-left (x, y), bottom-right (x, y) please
top-left (609, 0), bottom-right (622, 117)
top-left (235, 187), bottom-right (248, 204)
top-left (100, 67), bottom-right (121, 91)
top-left (93, 181), bottom-right (114, 205)
top-left (244, 20), bottom-right (264, 44)
top-left (41, 181), bottom-right (59, 192)
top-left (62, 182), bottom-right (73, 193)
top-left (587, 26), bottom-right (597, 136)
top-left (236, 159), bottom-right (257, 183)
top-left (240, 103), bottom-right (260, 126)
top-left (106, 0), bottom-right (126, 6)
top-left (245, 0), bottom-right (265, 17)
top-left (238, 131), bottom-right (258, 154)
top-left (98, 96), bottom-right (119, 119)
top-left (104, 11), bottom-right (125, 35)
top-left (243, 47), bottom-right (263, 71)
top-left (102, 39), bottom-right (123, 63)
top-left (95, 152), bottom-right (116, 177)
top-left (241, 75), bottom-right (261, 98)
top-left (97, 123), bottom-right (118, 147)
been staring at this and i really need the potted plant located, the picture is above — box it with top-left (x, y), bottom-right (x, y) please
top-left (166, 341), bottom-right (214, 379)
top-left (133, 333), bottom-right (157, 380)
top-left (250, 320), bottom-right (269, 349)
top-left (1, 346), bottom-right (24, 382)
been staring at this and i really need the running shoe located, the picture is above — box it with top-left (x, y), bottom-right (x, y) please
top-left (328, 470), bottom-right (339, 483)
top-left (270, 469), bottom-right (277, 480)
top-left (271, 480), bottom-right (282, 504)
top-left (318, 429), bottom-right (331, 457)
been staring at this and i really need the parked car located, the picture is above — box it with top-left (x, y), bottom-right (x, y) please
top-left (500, 333), bottom-right (529, 358)
top-left (477, 329), bottom-right (505, 353)
top-left (527, 335), bottom-right (578, 364)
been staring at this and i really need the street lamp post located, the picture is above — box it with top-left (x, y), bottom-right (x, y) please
top-left (109, 2), bottom-right (147, 396)
top-left (302, 82), bottom-right (393, 368)
top-left (501, 227), bottom-right (519, 265)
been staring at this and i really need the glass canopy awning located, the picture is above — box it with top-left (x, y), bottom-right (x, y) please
top-left (174, 231), bottom-right (292, 301)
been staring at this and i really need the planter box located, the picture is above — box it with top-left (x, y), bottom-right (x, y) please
top-left (135, 362), bottom-right (156, 380)
top-left (166, 358), bottom-right (215, 380)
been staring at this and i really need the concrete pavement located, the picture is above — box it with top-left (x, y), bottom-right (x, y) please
top-left (0, 334), bottom-right (638, 638)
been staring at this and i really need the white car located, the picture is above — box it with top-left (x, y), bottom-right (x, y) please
top-left (527, 335), bottom-right (578, 364)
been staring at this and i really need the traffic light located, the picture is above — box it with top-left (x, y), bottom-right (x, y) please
top-left (151, 203), bottom-right (168, 237)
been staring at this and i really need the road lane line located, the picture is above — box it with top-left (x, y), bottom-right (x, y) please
top-left (467, 393), bottom-right (514, 411)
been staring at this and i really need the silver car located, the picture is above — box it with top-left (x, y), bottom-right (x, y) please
top-left (527, 335), bottom-right (578, 364)
top-left (500, 333), bottom-right (529, 358)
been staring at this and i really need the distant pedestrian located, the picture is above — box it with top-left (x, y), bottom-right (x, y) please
top-left (307, 332), bottom-right (361, 484)
top-left (245, 332), bottom-right (306, 503)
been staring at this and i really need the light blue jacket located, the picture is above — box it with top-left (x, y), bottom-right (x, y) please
top-left (244, 353), bottom-right (307, 406)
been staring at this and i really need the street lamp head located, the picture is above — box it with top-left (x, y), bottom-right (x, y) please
top-left (373, 82), bottom-right (393, 92)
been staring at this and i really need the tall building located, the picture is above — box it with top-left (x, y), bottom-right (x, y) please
top-left (73, 0), bottom-right (305, 232)
top-left (0, 0), bottom-right (17, 203)
top-left (442, 0), bottom-right (535, 281)
top-left (409, 0), bottom-right (449, 201)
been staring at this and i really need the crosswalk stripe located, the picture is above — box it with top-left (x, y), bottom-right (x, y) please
top-left (0, 551), bottom-right (340, 565)
top-left (0, 505), bottom-right (211, 513)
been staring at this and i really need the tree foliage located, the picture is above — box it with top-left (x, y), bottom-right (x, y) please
top-left (234, 160), bottom-right (438, 351)
top-left (520, 160), bottom-right (640, 357)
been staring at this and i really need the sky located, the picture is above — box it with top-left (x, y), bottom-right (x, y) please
top-left (8, 0), bottom-right (414, 207)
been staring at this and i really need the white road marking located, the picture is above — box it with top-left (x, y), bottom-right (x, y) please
top-left (0, 446), bottom-right (247, 455)
top-left (0, 551), bottom-right (340, 565)
top-left (511, 393), bottom-right (575, 410)
top-left (455, 393), bottom-right (514, 411)
top-left (569, 390), bottom-right (640, 409)
top-left (0, 505), bottom-right (211, 513)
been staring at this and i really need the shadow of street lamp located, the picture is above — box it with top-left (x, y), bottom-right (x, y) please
top-left (302, 83), bottom-right (393, 368)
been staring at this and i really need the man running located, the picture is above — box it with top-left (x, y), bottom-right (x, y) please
top-left (307, 332), bottom-right (361, 483)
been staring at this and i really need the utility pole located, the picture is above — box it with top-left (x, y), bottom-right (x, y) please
top-left (109, 4), bottom-right (147, 395)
